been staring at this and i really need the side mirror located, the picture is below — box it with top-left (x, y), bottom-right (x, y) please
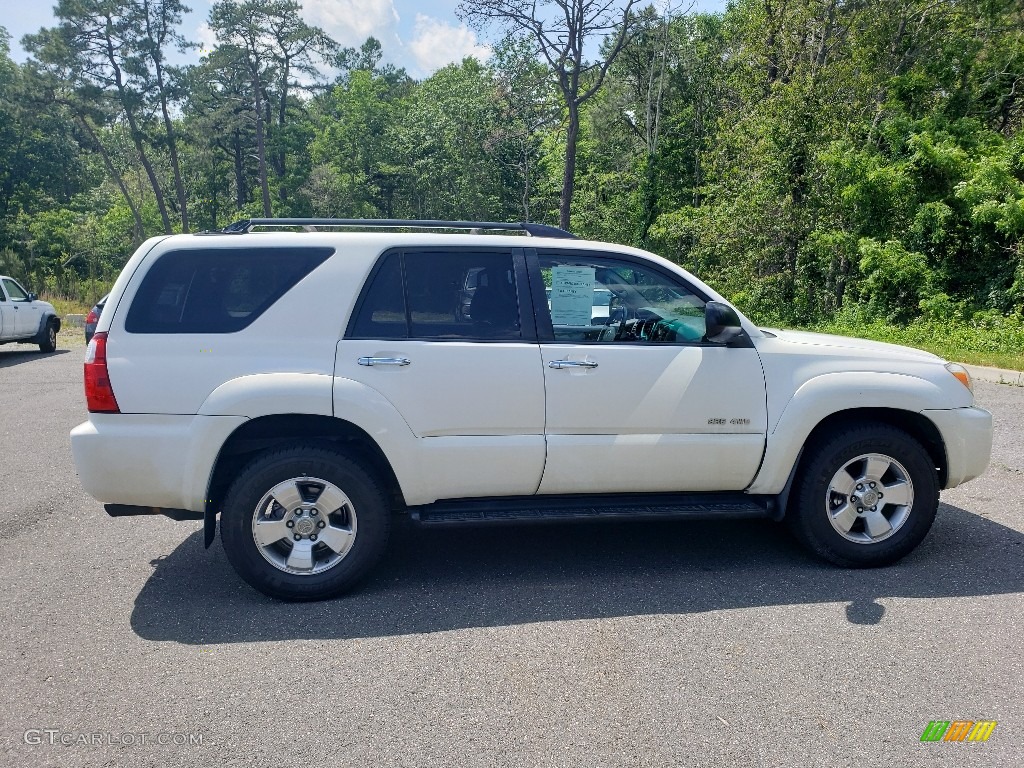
top-left (28, 292), bottom-right (37, 302)
top-left (704, 301), bottom-right (744, 344)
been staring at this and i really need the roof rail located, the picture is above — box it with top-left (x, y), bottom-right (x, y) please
top-left (219, 218), bottom-right (578, 239)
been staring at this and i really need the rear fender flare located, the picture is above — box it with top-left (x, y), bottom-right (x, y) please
top-left (198, 374), bottom-right (423, 546)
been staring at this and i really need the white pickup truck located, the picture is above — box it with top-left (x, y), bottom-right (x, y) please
top-left (70, 219), bottom-right (992, 600)
top-left (0, 276), bottom-right (60, 352)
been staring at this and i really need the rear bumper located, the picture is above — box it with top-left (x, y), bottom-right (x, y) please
top-left (71, 414), bottom-right (247, 512)
top-left (922, 406), bottom-right (993, 488)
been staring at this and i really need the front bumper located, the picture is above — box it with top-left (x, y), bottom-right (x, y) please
top-left (921, 406), bottom-right (993, 488)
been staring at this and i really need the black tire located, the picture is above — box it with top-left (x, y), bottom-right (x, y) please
top-left (220, 445), bottom-right (390, 600)
top-left (787, 423), bottom-right (939, 567)
top-left (39, 321), bottom-right (57, 352)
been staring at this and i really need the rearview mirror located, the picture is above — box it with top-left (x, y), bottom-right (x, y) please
top-left (28, 292), bottom-right (37, 301)
top-left (704, 301), bottom-right (744, 344)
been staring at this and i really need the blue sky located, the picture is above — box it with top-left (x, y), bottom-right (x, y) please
top-left (3, 0), bottom-right (727, 78)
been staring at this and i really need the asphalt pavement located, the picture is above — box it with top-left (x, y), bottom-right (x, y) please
top-left (0, 337), bottom-right (1021, 767)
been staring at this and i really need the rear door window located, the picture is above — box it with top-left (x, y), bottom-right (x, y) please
top-left (405, 251), bottom-right (522, 340)
top-left (347, 253), bottom-right (406, 339)
top-left (125, 247), bottom-right (333, 333)
top-left (347, 250), bottom-right (525, 341)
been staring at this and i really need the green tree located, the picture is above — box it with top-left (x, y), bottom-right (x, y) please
top-left (184, 46), bottom-right (259, 217)
top-left (27, 0), bottom-right (192, 234)
top-left (131, 0), bottom-right (192, 231)
top-left (459, 0), bottom-right (640, 229)
top-left (307, 66), bottom-right (406, 216)
top-left (399, 59), bottom-right (518, 220)
top-left (208, 0), bottom-right (334, 216)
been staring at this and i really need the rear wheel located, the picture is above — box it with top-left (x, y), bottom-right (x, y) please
top-left (220, 445), bottom-right (390, 600)
top-left (788, 423), bottom-right (939, 567)
top-left (39, 322), bottom-right (57, 352)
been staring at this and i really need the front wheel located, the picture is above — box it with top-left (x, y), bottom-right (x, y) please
top-left (220, 445), bottom-right (390, 600)
top-left (39, 322), bottom-right (57, 352)
top-left (788, 423), bottom-right (939, 567)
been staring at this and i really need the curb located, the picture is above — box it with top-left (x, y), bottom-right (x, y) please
top-left (963, 364), bottom-right (1024, 386)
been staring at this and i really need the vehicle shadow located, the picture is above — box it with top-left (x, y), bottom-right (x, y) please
top-left (0, 348), bottom-right (69, 368)
top-left (130, 502), bottom-right (1024, 644)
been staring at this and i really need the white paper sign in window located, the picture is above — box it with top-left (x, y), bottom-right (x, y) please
top-left (550, 266), bottom-right (596, 326)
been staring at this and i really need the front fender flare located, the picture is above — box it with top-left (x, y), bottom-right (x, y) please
top-left (33, 312), bottom-right (60, 342)
top-left (747, 371), bottom-right (955, 495)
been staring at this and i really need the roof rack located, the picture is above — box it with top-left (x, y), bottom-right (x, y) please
top-left (219, 218), bottom-right (578, 239)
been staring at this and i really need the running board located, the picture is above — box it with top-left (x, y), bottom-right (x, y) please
top-left (408, 493), bottom-right (771, 526)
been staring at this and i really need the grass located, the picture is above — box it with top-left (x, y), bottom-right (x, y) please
top-left (41, 293), bottom-right (94, 317)
top-left (803, 317), bottom-right (1024, 372)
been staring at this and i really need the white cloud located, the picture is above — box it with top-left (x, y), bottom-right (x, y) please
top-left (408, 14), bottom-right (491, 75)
top-left (193, 1), bottom-right (400, 73)
top-left (302, 0), bottom-right (401, 48)
top-left (188, 2), bottom-right (490, 78)
top-left (194, 22), bottom-right (217, 56)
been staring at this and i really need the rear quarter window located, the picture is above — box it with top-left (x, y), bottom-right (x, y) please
top-left (125, 247), bottom-right (333, 333)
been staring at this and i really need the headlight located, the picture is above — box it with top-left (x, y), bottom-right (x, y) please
top-left (945, 362), bottom-right (973, 392)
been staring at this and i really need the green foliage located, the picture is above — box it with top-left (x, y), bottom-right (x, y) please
top-left (857, 238), bottom-right (932, 323)
top-left (307, 68), bottom-right (400, 216)
top-left (813, 307), bottom-right (1024, 371)
top-left (641, 0), bottom-right (1024, 332)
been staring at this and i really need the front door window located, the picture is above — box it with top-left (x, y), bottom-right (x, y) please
top-left (3, 278), bottom-right (28, 302)
top-left (538, 255), bottom-right (708, 344)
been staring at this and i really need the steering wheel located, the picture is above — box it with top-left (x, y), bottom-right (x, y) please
top-left (633, 309), bottom-right (667, 342)
top-left (612, 306), bottom-right (635, 341)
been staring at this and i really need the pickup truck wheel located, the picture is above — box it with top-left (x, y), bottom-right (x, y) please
top-left (39, 322), bottom-right (57, 352)
top-left (789, 424), bottom-right (939, 567)
top-left (220, 446), bottom-right (390, 601)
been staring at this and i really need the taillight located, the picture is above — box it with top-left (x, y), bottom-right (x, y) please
top-left (85, 309), bottom-right (98, 324)
top-left (84, 332), bottom-right (120, 413)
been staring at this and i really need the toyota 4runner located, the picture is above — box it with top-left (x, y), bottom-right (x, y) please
top-left (70, 219), bottom-right (993, 600)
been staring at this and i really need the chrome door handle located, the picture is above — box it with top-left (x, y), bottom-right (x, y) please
top-left (357, 356), bottom-right (411, 366)
top-left (548, 359), bottom-right (598, 369)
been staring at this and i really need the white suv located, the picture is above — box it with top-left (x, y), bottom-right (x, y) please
top-left (70, 219), bottom-right (993, 600)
